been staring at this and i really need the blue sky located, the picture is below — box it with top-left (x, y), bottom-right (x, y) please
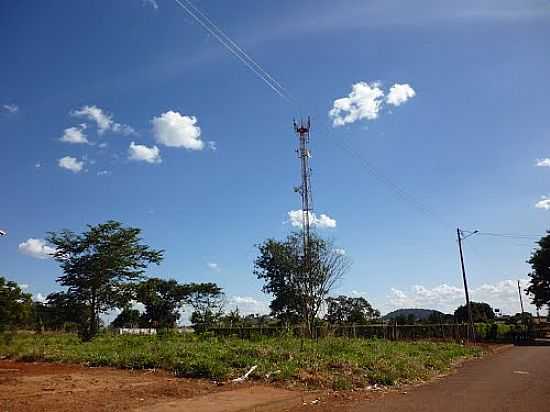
top-left (2, 0), bottom-right (550, 316)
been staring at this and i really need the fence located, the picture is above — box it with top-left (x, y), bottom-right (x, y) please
top-left (204, 323), bottom-right (474, 341)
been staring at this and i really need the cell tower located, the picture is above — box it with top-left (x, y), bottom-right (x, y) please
top-left (293, 117), bottom-right (313, 260)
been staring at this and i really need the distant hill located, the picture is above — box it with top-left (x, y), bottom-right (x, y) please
top-left (382, 308), bottom-right (445, 321)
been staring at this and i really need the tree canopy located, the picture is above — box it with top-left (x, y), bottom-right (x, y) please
top-left (0, 276), bottom-right (32, 333)
top-left (527, 231), bottom-right (550, 310)
top-left (325, 295), bottom-right (380, 324)
top-left (47, 220), bottom-right (163, 340)
top-left (254, 232), bottom-right (350, 335)
top-left (136, 277), bottom-right (189, 328)
top-left (454, 302), bottom-right (495, 323)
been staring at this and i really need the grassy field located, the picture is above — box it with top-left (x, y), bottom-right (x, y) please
top-left (0, 332), bottom-right (482, 390)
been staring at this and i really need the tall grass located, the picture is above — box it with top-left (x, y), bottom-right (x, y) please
top-left (0, 332), bottom-right (482, 389)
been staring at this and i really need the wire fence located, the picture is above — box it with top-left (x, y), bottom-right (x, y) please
top-left (203, 323), bottom-right (475, 341)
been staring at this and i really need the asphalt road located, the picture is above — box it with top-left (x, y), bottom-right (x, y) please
top-left (343, 343), bottom-right (550, 412)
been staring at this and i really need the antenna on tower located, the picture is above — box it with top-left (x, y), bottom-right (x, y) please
top-left (293, 117), bottom-right (313, 263)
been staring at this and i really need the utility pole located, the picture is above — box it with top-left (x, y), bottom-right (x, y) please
top-left (294, 117), bottom-right (313, 261)
top-left (457, 228), bottom-right (476, 342)
top-left (517, 280), bottom-right (526, 325)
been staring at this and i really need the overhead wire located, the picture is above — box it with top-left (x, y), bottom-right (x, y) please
top-left (174, 0), bottom-right (291, 102)
top-left (181, 0), bottom-right (291, 99)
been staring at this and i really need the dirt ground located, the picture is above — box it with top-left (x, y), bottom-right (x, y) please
top-left (0, 360), bottom-right (318, 412)
top-left (4, 344), bottom-right (545, 412)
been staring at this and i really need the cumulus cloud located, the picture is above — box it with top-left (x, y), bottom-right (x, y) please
top-left (2, 104), bottom-right (19, 113)
top-left (207, 262), bottom-right (220, 272)
top-left (535, 196), bottom-right (550, 210)
top-left (288, 209), bottom-right (337, 229)
top-left (329, 81), bottom-right (416, 126)
top-left (329, 81), bottom-right (384, 127)
top-left (18, 238), bottom-right (56, 259)
top-left (71, 105), bottom-right (135, 135)
top-left (152, 111), bottom-right (206, 150)
top-left (227, 296), bottom-right (270, 316)
top-left (536, 158), bottom-right (550, 167)
top-left (386, 83), bottom-right (416, 106)
top-left (60, 124), bottom-right (88, 144)
top-left (58, 156), bottom-right (84, 173)
top-left (387, 279), bottom-right (535, 315)
top-left (128, 141), bottom-right (161, 164)
top-left (334, 248), bottom-right (346, 256)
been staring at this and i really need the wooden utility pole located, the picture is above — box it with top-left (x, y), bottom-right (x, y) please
top-left (457, 228), bottom-right (476, 342)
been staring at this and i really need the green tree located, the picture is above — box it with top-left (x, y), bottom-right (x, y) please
top-left (47, 220), bottom-right (163, 340)
top-left (454, 302), bottom-right (495, 323)
top-left (188, 282), bottom-right (224, 331)
top-left (325, 295), bottom-right (380, 324)
top-left (111, 308), bottom-right (143, 329)
top-left (254, 232), bottom-right (350, 336)
top-left (527, 231), bottom-right (550, 310)
top-left (136, 278), bottom-right (189, 328)
top-left (31, 292), bottom-right (84, 332)
top-left (0, 276), bottom-right (32, 334)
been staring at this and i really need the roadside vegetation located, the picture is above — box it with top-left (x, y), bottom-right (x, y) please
top-left (0, 332), bottom-right (481, 389)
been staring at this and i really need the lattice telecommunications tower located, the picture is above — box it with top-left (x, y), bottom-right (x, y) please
top-left (293, 117), bottom-right (313, 259)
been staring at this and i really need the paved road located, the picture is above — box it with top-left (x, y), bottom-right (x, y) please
top-left (330, 343), bottom-right (550, 412)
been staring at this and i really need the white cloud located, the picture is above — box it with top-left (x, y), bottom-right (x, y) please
top-left (334, 248), bottom-right (346, 256)
top-left (387, 279), bottom-right (536, 315)
top-left (58, 156), bottom-right (84, 173)
top-left (207, 262), bottom-right (220, 272)
top-left (97, 170), bottom-right (111, 176)
top-left (207, 141), bottom-right (217, 151)
top-left (128, 141), bottom-right (161, 164)
top-left (71, 105), bottom-right (135, 136)
top-left (536, 158), bottom-right (550, 167)
top-left (143, 0), bottom-right (159, 10)
top-left (98, 142), bottom-right (108, 149)
top-left (329, 81), bottom-right (416, 126)
top-left (60, 124), bottom-right (88, 144)
top-left (329, 81), bottom-right (384, 127)
top-left (20, 284), bottom-right (29, 290)
top-left (386, 83), bottom-right (416, 106)
top-left (2, 104), bottom-right (19, 113)
top-left (227, 296), bottom-right (270, 316)
top-left (34, 162), bottom-right (41, 168)
top-left (535, 196), bottom-right (550, 210)
top-left (33, 293), bottom-right (47, 303)
top-left (288, 209), bottom-right (337, 229)
top-left (18, 238), bottom-right (56, 259)
top-left (152, 111), bottom-right (205, 150)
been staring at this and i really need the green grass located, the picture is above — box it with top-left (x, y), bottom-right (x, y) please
top-left (0, 332), bottom-right (482, 389)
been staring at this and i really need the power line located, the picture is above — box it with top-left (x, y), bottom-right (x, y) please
top-left (181, 0), bottom-right (291, 98)
top-left (333, 138), bottom-right (449, 229)
top-left (469, 232), bottom-right (545, 240)
top-left (174, 0), bottom-right (291, 102)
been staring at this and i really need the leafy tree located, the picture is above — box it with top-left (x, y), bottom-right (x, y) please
top-left (325, 295), bottom-right (380, 324)
top-left (111, 308), bottom-right (142, 329)
top-left (47, 220), bottom-right (163, 340)
top-left (454, 302), bottom-right (495, 323)
top-left (527, 232), bottom-right (550, 310)
top-left (254, 232), bottom-right (350, 336)
top-left (136, 278), bottom-right (189, 328)
top-left (31, 292), bottom-right (84, 331)
top-left (188, 282), bottom-right (224, 331)
top-left (0, 276), bottom-right (32, 333)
